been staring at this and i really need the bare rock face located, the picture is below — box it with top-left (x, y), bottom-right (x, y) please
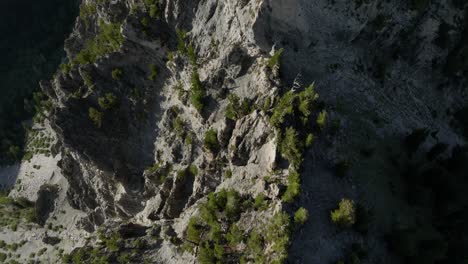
top-left (229, 111), bottom-right (273, 166)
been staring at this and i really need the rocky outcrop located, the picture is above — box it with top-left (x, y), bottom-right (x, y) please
top-left (3, 0), bottom-right (468, 263)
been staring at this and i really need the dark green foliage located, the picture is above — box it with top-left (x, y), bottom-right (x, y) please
top-left (265, 212), bottom-right (291, 262)
top-left (111, 68), bottom-right (123, 80)
top-left (270, 84), bottom-right (319, 128)
top-left (280, 127), bottom-right (304, 168)
top-left (140, 17), bottom-right (150, 28)
top-left (177, 164), bottom-right (198, 180)
top-left (190, 70), bottom-right (205, 113)
top-left (176, 29), bottom-right (187, 54)
top-left (305, 133), bottom-right (314, 147)
top-left (225, 169), bottom-right (232, 178)
top-left (204, 129), bottom-right (219, 153)
top-left (270, 91), bottom-right (295, 128)
top-left (0, 194), bottom-right (36, 230)
top-left (247, 231), bottom-right (264, 261)
top-left (225, 189), bottom-right (241, 218)
top-left (282, 171), bottom-right (300, 203)
top-left (198, 242), bottom-right (216, 264)
top-left (225, 94), bottom-right (252, 120)
top-left (89, 107), bottom-right (103, 128)
top-left (226, 224), bottom-right (243, 246)
top-left (73, 21), bottom-right (123, 65)
top-left (98, 93), bottom-right (118, 110)
top-left (268, 48), bottom-right (284, 69)
top-left (145, 162), bottom-right (170, 185)
top-left (148, 64), bottom-right (157, 81)
top-left (104, 232), bottom-right (121, 252)
top-left (186, 189), bottom-right (246, 263)
top-left (188, 44), bottom-right (197, 65)
top-left (188, 164), bottom-right (198, 177)
top-left (253, 193), bottom-right (267, 210)
top-left (60, 63), bottom-right (72, 74)
top-left (186, 218), bottom-right (202, 244)
top-left (316, 110), bottom-right (327, 129)
top-left (172, 116), bottom-right (185, 139)
top-left (294, 207), bottom-right (308, 225)
top-left (331, 199), bottom-right (356, 228)
top-left (145, 0), bottom-right (161, 18)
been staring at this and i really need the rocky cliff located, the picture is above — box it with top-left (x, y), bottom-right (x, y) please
top-left (2, 0), bottom-right (468, 263)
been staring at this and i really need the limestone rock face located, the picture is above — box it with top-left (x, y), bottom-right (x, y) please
top-left (3, 0), bottom-right (468, 263)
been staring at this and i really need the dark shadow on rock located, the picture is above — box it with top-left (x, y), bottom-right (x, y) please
top-left (35, 184), bottom-right (59, 226)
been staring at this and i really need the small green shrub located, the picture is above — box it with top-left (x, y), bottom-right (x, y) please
top-left (79, 2), bottom-right (96, 21)
top-left (167, 51), bottom-right (175, 62)
top-left (267, 48), bottom-right (284, 69)
top-left (254, 193), bottom-right (267, 210)
top-left (104, 232), bottom-right (121, 252)
top-left (226, 224), bottom-right (243, 246)
top-left (148, 64), bottom-right (157, 81)
top-left (225, 94), bottom-right (252, 120)
top-left (111, 68), bottom-right (123, 80)
top-left (190, 70), bottom-right (205, 113)
top-left (317, 110), bottom-right (327, 129)
top-left (280, 127), bottom-right (304, 168)
top-left (282, 171), bottom-right (300, 203)
top-left (188, 44), bottom-right (197, 65)
top-left (0, 252), bottom-right (6, 262)
top-left (265, 212), bottom-right (291, 263)
top-left (331, 198), bottom-right (356, 228)
top-left (188, 164), bottom-right (198, 176)
top-left (204, 129), bottom-right (219, 153)
top-left (176, 29), bottom-right (187, 54)
top-left (225, 169), bottom-right (232, 178)
top-left (305, 133), bottom-right (314, 147)
top-left (60, 63), bottom-right (72, 74)
top-left (98, 93), bottom-right (118, 110)
top-left (198, 242), bottom-right (216, 264)
top-left (89, 107), bottom-right (103, 128)
top-left (145, 0), bottom-right (161, 18)
top-left (247, 231), bottom-right (264, 261)
top-left (294, 207), bottom-right (309, 225)
top-left (186, 218), bottom-right (202, 244)
top-left (140, 17), bottom-right (150, 28)
top-left (73, 21), bottom-right (123, 65)
top-left (172, 116), bottom-right (185, 138)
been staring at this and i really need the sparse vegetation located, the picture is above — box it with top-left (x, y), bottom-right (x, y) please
top-left (204, 129), bottom-right (219, 153)
top-left (176, 29), bottom-right (187, 54)
top-left (98, 93), bottom-right (118, 110)
top-left (184, 190), bottom-right (292, 263)
top-left (282, 171), bottom-right (301, 203)
top-left (148, 64), bottom-right (157, 81)
top-left (317, 110), bottom-right (327, 129)
top-left (188, 44), bottom-right (197, 65)
top-left (111, 68), bottom-right (123, 80)
top-left (268, 48), bottom-right (284, 69)
top-left (331, 198), bottom-right (356, 228)
top-left (190, 70), bottom-right (205, 113)
top-left (89, 107), bottom-right (103, 128)
top-left (294, 207), bottom-right (309, 225)
top-left (280, 127), bottom-right (304, 168)
top-left (225, 94), bottom-right (252, 120)
top-left (73, 21), bottom-right (123, 65)
top-left (145, 0), bottom-right (161, 18)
